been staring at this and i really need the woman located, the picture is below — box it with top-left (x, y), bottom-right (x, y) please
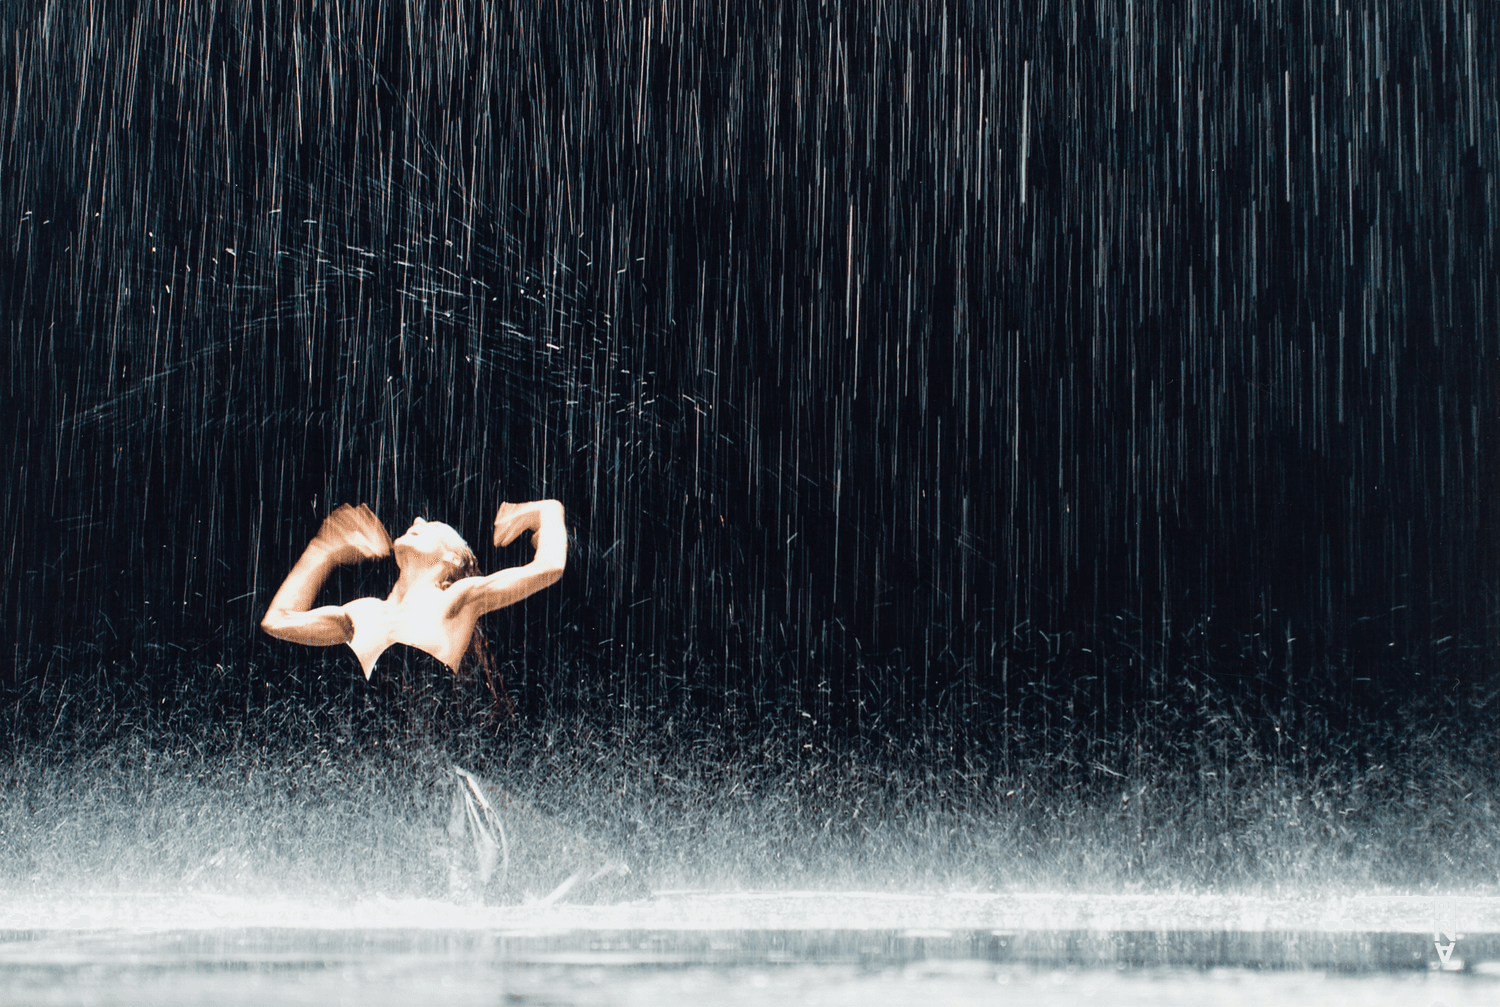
top-left (258, 498), bottom-right (571, 899)
top-left (260, 499), bottom-right (566, 681)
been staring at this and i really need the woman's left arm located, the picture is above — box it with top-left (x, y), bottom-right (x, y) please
top-left (450, 500), bottom-right (567, 615)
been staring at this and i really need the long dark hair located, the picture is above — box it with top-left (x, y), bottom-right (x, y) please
top-left (448, 551), bottom-right (516, 723)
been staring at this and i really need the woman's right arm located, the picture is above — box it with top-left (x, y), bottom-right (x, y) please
top-left (259, 504), bottom-right (391, 645)
top-left (259, 542), bottom-right (357, 645)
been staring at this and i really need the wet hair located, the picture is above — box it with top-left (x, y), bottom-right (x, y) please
top-left (441, 535), bottom-right (515, 723)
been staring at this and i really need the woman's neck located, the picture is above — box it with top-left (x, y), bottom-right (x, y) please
top-left (389, 563), bottom-right (449, 602)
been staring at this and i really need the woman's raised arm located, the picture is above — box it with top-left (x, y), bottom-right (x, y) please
top-left (259, 503), bottom-right (392, 645)
top-left (450, 500), bottom-right (567, 616)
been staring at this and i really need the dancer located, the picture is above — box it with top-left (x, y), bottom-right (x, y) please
top-left (260, 498), bottom-right (569, 898)
top-left (260, 499), bottom-right (566, 680)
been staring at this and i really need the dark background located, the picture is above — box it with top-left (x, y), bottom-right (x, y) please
top-left (2, 0), bottom-right (1495, 747)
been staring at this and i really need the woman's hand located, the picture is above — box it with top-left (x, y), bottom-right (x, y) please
top-left (492, 500), bottom-right (565, 549)
top-left (492, 501), bottom-right (539, 549)
top-left (311, 503), bottom-right (393, 565)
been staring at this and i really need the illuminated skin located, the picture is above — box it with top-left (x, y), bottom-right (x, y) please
top-left (259, 500), bottom-right (567, 679)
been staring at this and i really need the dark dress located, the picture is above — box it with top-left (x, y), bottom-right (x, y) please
top-left (339, 644), bottom-right (641, 905)
top-left (351, 642), bottom-right (505, 761)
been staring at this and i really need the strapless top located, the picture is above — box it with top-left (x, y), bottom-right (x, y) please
top-left (367, 640), bottom-right (455, 681)
top-left (352, 642), bottom-right (507, 754)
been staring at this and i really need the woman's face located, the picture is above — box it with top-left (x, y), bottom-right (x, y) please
top-left (394, 517), bottom-right (468, 570)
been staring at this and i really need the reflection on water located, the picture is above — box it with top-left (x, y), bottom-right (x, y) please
top-left (1, 928), bottom-right (1497, 1007)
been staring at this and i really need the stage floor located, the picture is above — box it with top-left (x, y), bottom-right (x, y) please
top-left (4, 887), bottom-right (1499, 933)
top-left (2, 892), bottom-right (1497, 1005)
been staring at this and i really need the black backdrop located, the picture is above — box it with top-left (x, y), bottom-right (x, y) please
top-left (2, 0), bottom-right (1495, 742)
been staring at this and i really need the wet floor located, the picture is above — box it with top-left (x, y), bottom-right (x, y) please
top-left (2, 925), bottom-right (1498, 1006)
top-left (3, 891), bottom-right (1498, 1005)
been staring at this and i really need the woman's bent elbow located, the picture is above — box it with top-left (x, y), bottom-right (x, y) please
top-left (259, 609), bottom-right (353, 645)
top-left (260, 612), bottom-right (305, 641)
